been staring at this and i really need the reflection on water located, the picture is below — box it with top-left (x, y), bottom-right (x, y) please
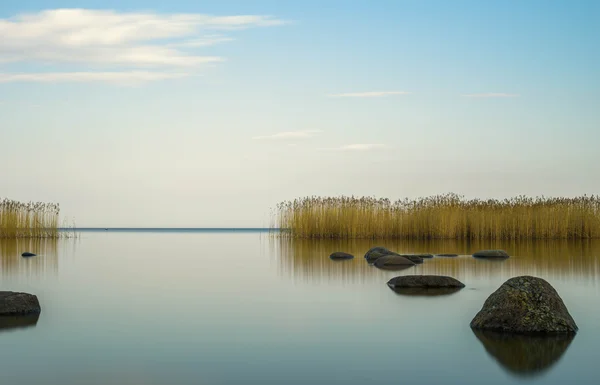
top-left (0, 315), bottom-right (39, 333)
top-left (473, 330), bottom-right (575, 377)
top-left (274, 237), bottom-right (600, 284)
top-left (389, 287), bottom-right (463, 296)
top-left (0, 238), bottom-right (60, 276)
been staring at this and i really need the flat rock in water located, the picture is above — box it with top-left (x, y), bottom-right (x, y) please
top-left (329, 252), bottom-right (354, 260)
top-left (387, 275), bottom-right (465, 289)
top-left (414, 253), bottom-right (434, 259)
top-left (364, 247), bottom-right (392, 262)
top-left (398, 254), bottom-right (424, 264)
top-left (470, 276), bottom-right (577, 334)
top-left (373, 255), bottom-right (415, 270)
top-left (436, 253), bottom-right (458, 257)
top-left (0, 292), bottom-right (41, 316)
top-left (473, 250), bottom-right (510, 259)
top-left (21, 252), bottom-right (36, 257)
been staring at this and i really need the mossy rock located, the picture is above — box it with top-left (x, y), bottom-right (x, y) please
top-left (470, 276), bottom-right (577, 334)
top-left (373, 255), bottom-right (416, 270)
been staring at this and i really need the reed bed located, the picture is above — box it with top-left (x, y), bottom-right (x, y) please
top-left (275, 193), bottom-right (600, 239)
top-left (0, 198), bottom-right (60, 238)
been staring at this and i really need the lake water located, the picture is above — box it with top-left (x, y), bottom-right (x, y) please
top-left (1, 230), bottom-right (599, 385)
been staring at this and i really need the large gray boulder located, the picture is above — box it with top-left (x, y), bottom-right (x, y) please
top-left (373, 255), bottom-right (415, 270)
top-left (329, 252), bottom-right (354, 260)
top-left (473, 250), bottom-right (510, 259)
top-left (0, 292), bottom-right (41, 316)
top-left (470, 276), bottom-right (577, 334)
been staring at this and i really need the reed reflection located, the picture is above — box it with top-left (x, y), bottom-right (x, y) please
top-left (0, 238), bottom-right (59, 276)
top-left (473, 330), bottom-right (575, 377)
top-left (274, 237), bottom-right (600, 284)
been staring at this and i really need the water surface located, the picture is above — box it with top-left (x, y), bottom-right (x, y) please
top-left (0, 230), bottom-right (598, 384)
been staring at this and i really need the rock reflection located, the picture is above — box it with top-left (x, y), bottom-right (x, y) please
top-left (0, 238), bottom-right (59, 276)
top-left (0, 315), bottom-right (39, 333)
top-left (274, 237), bottom-right (600, 284)
top-left (473, 330), bottom-right (575, 377)
top-left (389, 287), bottom-right (463, 296)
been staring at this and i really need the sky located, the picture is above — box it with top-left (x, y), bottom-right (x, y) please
top-left (0, 0), bottom-right (599, 227)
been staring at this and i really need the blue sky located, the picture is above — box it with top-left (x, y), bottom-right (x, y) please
top-left (1, 1), bottom-right (598, 227)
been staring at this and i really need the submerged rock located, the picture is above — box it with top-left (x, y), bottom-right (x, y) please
top-left (21, 252), bottom-right (36, 257)
top-left (329, 252), bottom-right (354, 260)
top-left (473, 250), bottom-right (510, 259)
top-left (436, 253), bottom-right (458, 257)
top-left (373, 255), bottom-right (415, 270)
top-left (0, 292), bottom-right (41, 316)
top-left (470, 276), bottom-right (577, 334)
top-left (473, 330), bottom-right (575, 377)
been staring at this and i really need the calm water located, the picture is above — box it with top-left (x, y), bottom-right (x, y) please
top-left (1, 230), bottom-right (599, 384)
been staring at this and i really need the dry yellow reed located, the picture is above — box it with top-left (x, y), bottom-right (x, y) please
top-left (274, 193), bottom-right (600, 239)
top-left (0, 198), bottom-right (60, 238)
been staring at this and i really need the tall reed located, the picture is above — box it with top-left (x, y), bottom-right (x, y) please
top-left (275, 193), bottom-right (600, 239)
top-left (0, 198), bottom-right (60, 238)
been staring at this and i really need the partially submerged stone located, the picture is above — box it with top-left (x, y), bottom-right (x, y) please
top-left (0, 292), bottom-right (41, 316)
top-left (470, 276), bottom-right (577, 334)
top-left (21, 252), bottom-right (36, 257)
top-left (436, 253), bottom-right (458, 257)
top-left (373, 255), bottom-right (415, 270)
top-left (329, 252), bottom-right (354, 260)
top-left (398, 254), bottom-right (424, 264)
top-left (473, 250), bottom-right (510, 259)
top-left (387, 275), bottom-right (465, 289)
top-left (364, 247), bottom-right (392, 263)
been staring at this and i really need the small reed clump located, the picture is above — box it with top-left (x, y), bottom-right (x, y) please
top-left (275, 193), bottom-right (600, 240)
top-left (0, 198), bottom-right (60, 238)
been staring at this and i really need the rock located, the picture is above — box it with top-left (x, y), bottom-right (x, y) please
top-left (387, 275), bottom-right (465, 289)
top-left (436, 253), bottom-right (458, 257)
top-left (0, 292), bottom-right (41, 316)
top-left (21, 252), bottom-right (36, 257)
top-left (329, 252), bottom-right (354, 260)
top-left (473, 330), bottom-right (575, 377)
top-left (414, 253), bottom-right (434, 259)
top-left (364, 247), bottom-right (392, 263)
top-left (398, 254), bottom-right (424, 264)
top-left (470, 276), bottom-right (577, 334)
top-left (387, 275), bottom-right (464, 296)
top-left (373, 255), bottom-right (415, 270)
top-left (473, 250), bottom-right (510, 259)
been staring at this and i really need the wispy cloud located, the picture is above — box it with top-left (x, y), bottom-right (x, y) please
top-left (0, 9), bottom-right (286, 84)
top-left (320, 144), bottom-right (388, 151)
top-left (462, 93), bottom-right (519, 98)
top-left (327, 91), bottom-right (410, 98)
top-left (253, 130), bottom-right (322, 140)
top-left (0, 71), bottom-right (189, 85)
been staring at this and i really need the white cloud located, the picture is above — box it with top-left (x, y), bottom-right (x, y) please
top-left (0, 71), bottom-right (189, 85)
top-left (320, 144), bottom-right (388, 151)
top-left (462, 93), bottom-right (519, 98)
top-left (253, 130), bottom-right (322, 140)
top-left (327, 91), bottom-right (410, 98)
top-left (0, 9), bottom-right (286, 84)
